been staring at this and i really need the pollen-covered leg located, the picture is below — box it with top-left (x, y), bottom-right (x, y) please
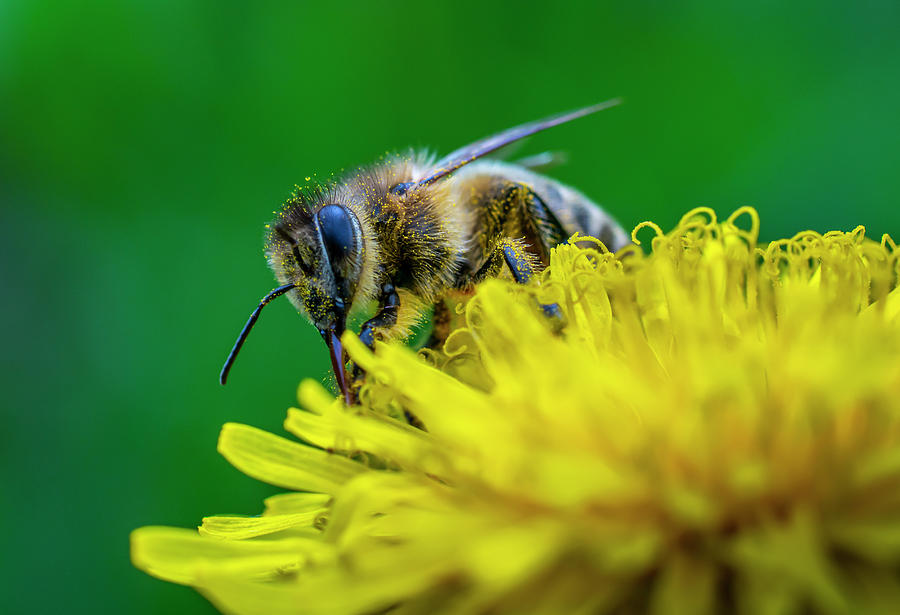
top-left (492, 180), bottom-right (569, 262)
top-left (501, 238), bottom-right (536, 284)
top-left (481, 180), bottom-right (567, 319)
top-left (499, 239), bottom-right (564, 320)
top-left (465, 237), bottom-right (534, 285)
top-left (465, 237), bottom-right (564, 321)
top-left (358, 282), bottom-right (399, 349)
top-left (349, 284), bottom-right (428, 429)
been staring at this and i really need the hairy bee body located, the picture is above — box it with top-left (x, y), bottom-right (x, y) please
top-left (222, 101), bottom-right (626, 401)
top-left (267, 154), bottom-right (626, 343)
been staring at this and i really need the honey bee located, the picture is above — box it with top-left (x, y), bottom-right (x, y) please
top-left (220, 100), bottom-right (628, 404)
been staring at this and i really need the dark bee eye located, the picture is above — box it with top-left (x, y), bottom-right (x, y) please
top-left (316, 203), bottom-right (359, 263)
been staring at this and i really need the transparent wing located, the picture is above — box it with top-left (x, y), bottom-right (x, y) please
top-left (416, 98), bottom-right (621, 187)
top-left (514, 151), bottom-right (569, 171)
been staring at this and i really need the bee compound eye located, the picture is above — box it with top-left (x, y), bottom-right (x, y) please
top-left (316, 203), bottom-right (359, 262)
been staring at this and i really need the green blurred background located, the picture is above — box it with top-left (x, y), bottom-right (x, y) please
top-left (1, 1), bottom-right (898, 613)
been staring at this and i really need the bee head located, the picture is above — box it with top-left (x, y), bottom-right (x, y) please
top-left (220, 193), bottom-right (365, 401)
top-left (266, 201), bottom-right (366, 335)
top-left (220, 172), bottom-right (383, 399)
top-left (219, 192), bottom-right (367, 401)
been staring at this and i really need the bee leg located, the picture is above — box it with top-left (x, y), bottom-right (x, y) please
top-left (357, 280), bottom-right (399, 350)
top-left (499, 239), bottom-right (564, 320)
top-left (496, 181), bottom-right (570, 261)
top-left (349, 281), bottom-right (425, 429)
top-left (499, 238), bottom-right (536, 284)
top-left (350, 282), bottom-right (399, 403)
top-left (357, 284), bottom-right (428, 429)
top-left (487, 181), bottom-right (567, 320)
top-left (464, 237), bottom-right (563, 321)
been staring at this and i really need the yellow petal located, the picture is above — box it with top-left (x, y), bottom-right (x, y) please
top-left (200, 510), bottom-right (327, 539)
top-left (130, 526), bottom-right (328, 585)
top-left (218, 423), bottom-right (366, 494)
top-left (263, 492), bottom-right (331, 515)
top-left (198, 561), bottom-right (448, 615)
top-left (285, 403), bottom-right (437, 473)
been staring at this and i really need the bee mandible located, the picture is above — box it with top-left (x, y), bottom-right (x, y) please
top-left (220, 100), bottom-right (629, 404)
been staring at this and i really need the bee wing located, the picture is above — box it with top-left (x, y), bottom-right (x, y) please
top-left (514, 151), bottom-right (569, 171)
top-left (416, 99), bottom-right (621, 187)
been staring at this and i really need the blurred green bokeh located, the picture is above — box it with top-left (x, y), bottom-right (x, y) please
top-left (2, 1), bottom-right (898, 613)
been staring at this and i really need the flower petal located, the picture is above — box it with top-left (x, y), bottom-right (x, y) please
top-left (130, 526), bottom-right (329, 585)
top-left (263, 492), bottom-right (331, 515)
top-left (287, 382), bottom-right (438, 471)
top-left (218, 423), bottom-right (367, 494)
top-left (200, 510), bottom-right (327, 539)
top-left (198, 563), bottom-right (449, 615)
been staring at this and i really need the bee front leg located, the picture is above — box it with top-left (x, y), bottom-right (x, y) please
top-left (349, 281), bottom-right (399, 403)
top-left (358, 280), bottom-right (399, 350)
top-left (350, 282), bottom-right (427, 429)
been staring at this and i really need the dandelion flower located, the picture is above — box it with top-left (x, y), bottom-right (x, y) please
top-left (132, 207), bottom-right (900, 615)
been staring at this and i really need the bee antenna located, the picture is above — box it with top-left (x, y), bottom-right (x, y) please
top-left (219, 283), bottom-right (297, 385)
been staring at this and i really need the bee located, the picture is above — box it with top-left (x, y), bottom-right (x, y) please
top-left (220, 100), bottom-right (628, 404)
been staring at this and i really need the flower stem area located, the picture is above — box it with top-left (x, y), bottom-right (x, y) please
top-left (133, 208), bottom-right (900, 615)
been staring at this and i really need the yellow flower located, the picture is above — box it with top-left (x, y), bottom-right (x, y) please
top-left (132, 208), bottom-right (900, 615)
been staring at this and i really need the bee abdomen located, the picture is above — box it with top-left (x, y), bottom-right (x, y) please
top-left (563, 197), bottom-right (630, 252)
